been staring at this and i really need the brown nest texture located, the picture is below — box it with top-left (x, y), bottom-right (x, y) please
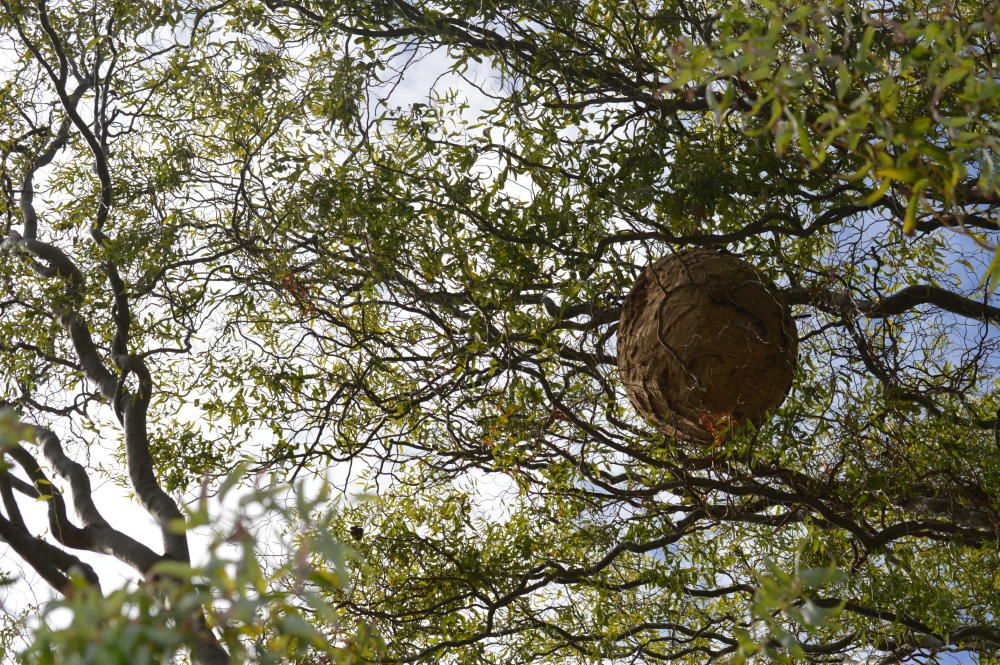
top-left (617, 248), bottom-right (798, 442)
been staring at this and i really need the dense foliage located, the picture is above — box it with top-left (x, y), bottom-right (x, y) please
top-left (0, 0), bottom-right (997, 662)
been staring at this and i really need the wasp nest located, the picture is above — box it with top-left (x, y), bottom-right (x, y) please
top-left (617, 249), bottom-right (797, 441)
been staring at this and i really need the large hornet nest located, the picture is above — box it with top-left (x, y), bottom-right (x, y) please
top-left (616, 248), bottom-right (798, 442)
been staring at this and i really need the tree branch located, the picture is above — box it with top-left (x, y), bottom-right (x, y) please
top-left (785, 284), bottom-right (1000, 326)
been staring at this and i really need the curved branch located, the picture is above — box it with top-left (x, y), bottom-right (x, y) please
top-left (818, 597), bottom-right (1000, 651)
top-left (0, 472), bottom-right (27, 529)
top-left (6, 442), bottom-right (91, 549)
top-left (7, 0), bottom-right (191, 575)
top-left (786, 284), bottom-right (1000, 326)
top-left (18, 117), bottom-right (73, 240)
top-left (0, 491), bottom-right (100, 591)
top-left (5, 472), bottom-right (42, 499)
top-left (8, 433), bottom-right (162, 574)
top-left (0, 513), bottom-right (74, 591)
top-left (58, 310), bottom-right (118, 398)
top-left (3, 229), bottom-right (86, 293)
top-left (22, 7), bottom-right (183, 563)
top-left (117, 356), bottom-right (190, 563)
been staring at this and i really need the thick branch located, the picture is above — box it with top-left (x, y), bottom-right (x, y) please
top-left (7, 0), bottom-right (190, 574)
top-left (820, 597), bottom-right (1000, 651)
top-left (0, 511), bottom-right (99, 591)
top-left (23, 9), bottom-right (180, 562)
top-left (3, 229), bottom-right (86, 293)
top-left (58, 310), bottom-right (118, 398)
top-left (8, 433), bottom-right (162, 573)
top-left (118, 357), bottom-right (190, 563)
top-left (0, 512), bottom-right (71, 591)
top-left (19, 117), bottom-right (73, 240)
top-left (6, 442), bottom-right (91, 549)
top-left (0, 472), bottom-right (27, 529)
top-left (785, 284), bottom-right (1000, 326)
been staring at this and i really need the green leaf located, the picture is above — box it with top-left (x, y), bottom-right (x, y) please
top-left (798, 566), bottom-right (847, 589)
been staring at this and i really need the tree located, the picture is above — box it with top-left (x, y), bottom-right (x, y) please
top-left (0, 0), bottom-right (997, 662)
